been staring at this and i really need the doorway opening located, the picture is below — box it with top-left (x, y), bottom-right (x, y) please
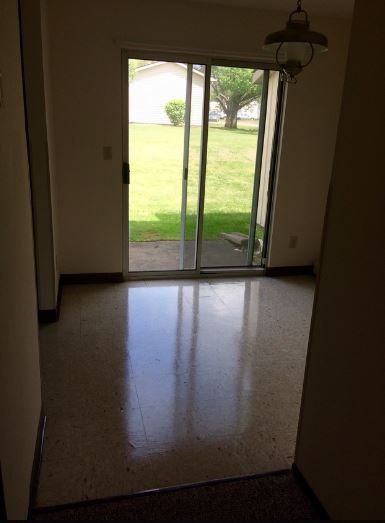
top-left (123, 54), bottom-right (283, 276)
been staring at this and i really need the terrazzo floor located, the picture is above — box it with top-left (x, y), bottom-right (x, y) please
top-left (37, 276), bottom-right (315, 507)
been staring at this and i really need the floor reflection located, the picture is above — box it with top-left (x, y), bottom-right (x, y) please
top-left (37, 276), bottom-right (315, 507)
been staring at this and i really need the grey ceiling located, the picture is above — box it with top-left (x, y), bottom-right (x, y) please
top-left (189, 0), bottom-right (354, 18)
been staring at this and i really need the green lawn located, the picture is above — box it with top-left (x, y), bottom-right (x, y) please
top-left (129, 122), bottom-right (264, 242)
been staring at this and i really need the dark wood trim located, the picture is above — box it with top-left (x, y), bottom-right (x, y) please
top-left (60, 273), bottom-right (124, 284)
top-left (292, 463), bottom-right (330, 520)
top-left (31, 468), bottom-right (291, 514)
top-left (29, 410), bottom-right (46, 512)
top-left (0, 466), bottom-right (6, 521)
top-left (38, 279), bottom-right (63, 323)
top-left (56, 278), bottom-right (63, 319)
top-left (265, 265), bottom-right (314, 277)
top-left (38, 309), bottom-right (58, 323)
top-left (39, 273), bottom-right (123, 321)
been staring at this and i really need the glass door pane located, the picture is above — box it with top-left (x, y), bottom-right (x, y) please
top-left (200, 65), bottom-right (269, 268)
top-left (128, 59), bottom-right (204, 272)
top-left (180, 64), bottom-right (206, 270)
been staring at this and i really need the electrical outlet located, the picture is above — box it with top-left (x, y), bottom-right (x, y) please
top-left (289, 235), bottom-right (298, 249)
top-left (103, 146), bottom-right (112, 160)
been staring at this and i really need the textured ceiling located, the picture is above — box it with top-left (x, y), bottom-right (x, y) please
top-left (189, 0), bottom-right (354, 18)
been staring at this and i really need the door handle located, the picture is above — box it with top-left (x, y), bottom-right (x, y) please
top-left (122, 162), bottom-right (130, 184)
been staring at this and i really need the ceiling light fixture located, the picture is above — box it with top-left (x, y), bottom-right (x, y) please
top-left (263, 0), bottom-right (328, 83)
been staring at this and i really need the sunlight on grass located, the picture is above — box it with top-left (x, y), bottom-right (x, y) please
top-left (129, 123), bottom-right (264, 241)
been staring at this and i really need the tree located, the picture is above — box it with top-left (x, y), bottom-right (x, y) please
top-left (128, 59), bottom-right (154, 83)
top-left (211, 67), bottom-right (262, 129)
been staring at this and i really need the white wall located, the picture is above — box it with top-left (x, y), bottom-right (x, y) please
top-left (295, 0), bottom-right (385, 518)
top-left (42, 0), bottom-right (351, 274)
top-left (19, 0), bottom-right (59, 310)
top-left (0, 1), bottom-right (42, 519)
top-left (268, 14), bottom-right (351, 268)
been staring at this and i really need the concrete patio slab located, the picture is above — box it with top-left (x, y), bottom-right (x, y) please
top-left (128, 240), bottom-right (254, 272)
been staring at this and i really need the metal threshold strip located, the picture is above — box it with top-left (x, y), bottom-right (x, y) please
top-left (125, 267), bottom-right (266, 281)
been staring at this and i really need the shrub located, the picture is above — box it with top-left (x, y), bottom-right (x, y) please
top-left (165, 99), bottom-right (185, 126)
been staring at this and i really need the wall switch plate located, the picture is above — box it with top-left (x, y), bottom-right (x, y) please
top-left (103, 146), bottom-right (112, 160)
top-left (289, 235), bottom-right (298, 249)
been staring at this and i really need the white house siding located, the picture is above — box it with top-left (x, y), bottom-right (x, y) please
top-left (129, 62), bottom-right (204, 126)
top-left (190, 74), bottom-right (204, 126)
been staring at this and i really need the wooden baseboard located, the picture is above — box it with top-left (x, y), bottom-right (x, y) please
top-left (265, 265), bottom-right (314, 277)
top-left (29, 410), bottom-right (46, 512)
top-left (39, 274), bottom-right (123, 323)
top-left (38, 279), bottom-right (63, 324)
top-left (0, 466), bottom-right (6, 521)
top-left (60, 272), bottom-right (124, 284)
top-left (38, 268), bottom-right (311, 324)
top-left (38, 309), bottom-right (58, 323)
top-left (292, 463), bottom-right (329, 520)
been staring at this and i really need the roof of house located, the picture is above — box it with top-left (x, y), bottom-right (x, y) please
top-left (135, 61), bottom-right (205, 77)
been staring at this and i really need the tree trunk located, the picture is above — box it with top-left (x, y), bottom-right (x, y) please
top-left (225, 108), bottom-right (238, 129)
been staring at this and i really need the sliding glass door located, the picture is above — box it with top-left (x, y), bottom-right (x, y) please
top-left (127, 59), bottom-right (205, 272)
top-left (123, 53), bottom-right (282, 275)
top-left (200, 66), bottom-right (270, 268)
